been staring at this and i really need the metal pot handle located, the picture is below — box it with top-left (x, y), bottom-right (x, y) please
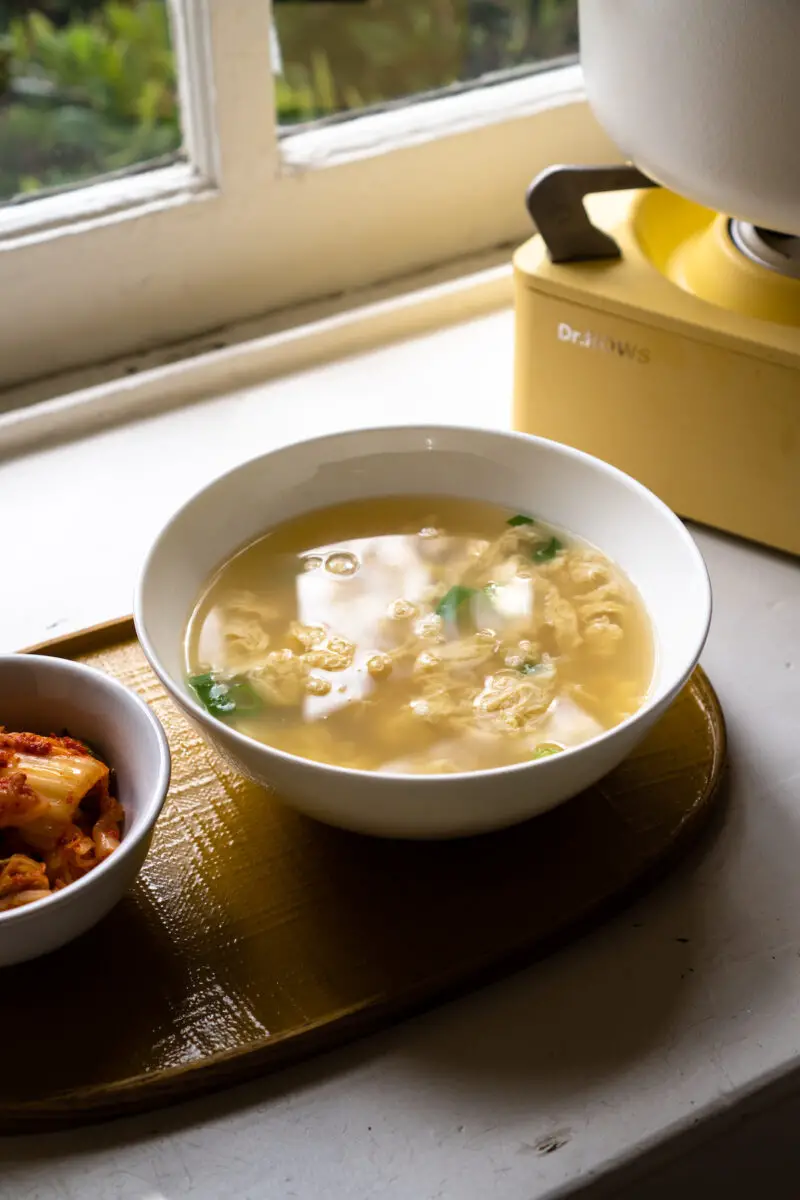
top-left (526, 164), bottom-right (657, 264)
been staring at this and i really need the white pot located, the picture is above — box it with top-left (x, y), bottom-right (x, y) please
top-left (578, 0), bottom-right (800, 236)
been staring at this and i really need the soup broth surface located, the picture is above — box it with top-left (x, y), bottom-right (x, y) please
top-left (185, 496), bottom-right (654, 774)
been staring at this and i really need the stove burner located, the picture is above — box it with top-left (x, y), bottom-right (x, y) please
top-left (729, 220), bottom-right (800, 280)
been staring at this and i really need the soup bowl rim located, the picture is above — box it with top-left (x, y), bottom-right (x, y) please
top-left (133, 423), bottom-right (712, 789)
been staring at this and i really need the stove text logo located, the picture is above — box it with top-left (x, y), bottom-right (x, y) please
top-left (557, 322), bottom-right (650, 365)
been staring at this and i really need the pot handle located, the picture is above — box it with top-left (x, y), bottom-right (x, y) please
top-left (526, 164), bottom-right (657, 263)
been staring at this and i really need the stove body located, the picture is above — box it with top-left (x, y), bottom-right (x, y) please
top-left (513, 168), bottom-right (800, 556)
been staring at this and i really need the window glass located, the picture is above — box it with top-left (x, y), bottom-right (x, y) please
top-left (0, 0), bottom-right (182, 203)
top-left (273, 0), bottom-right (579, 125)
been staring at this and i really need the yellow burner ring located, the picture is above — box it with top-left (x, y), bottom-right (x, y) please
top-left (631, 189), bottom-right (800, 329)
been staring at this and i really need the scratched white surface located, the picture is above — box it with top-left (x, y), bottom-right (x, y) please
top-left (1, 310), bottom-right (800, 1199)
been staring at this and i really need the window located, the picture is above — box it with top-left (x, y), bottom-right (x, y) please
top-left (0, 1), bottom-right (612, 397)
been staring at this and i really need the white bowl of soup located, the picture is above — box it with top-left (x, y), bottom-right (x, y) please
top-left (134, 425), bottom-right (711, 839)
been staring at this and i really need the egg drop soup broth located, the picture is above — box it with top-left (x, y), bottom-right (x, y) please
top-left (185, 497), bottom-right (654, 775)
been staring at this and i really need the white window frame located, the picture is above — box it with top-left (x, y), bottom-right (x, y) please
top-left (0, 0), bottom-right (618, 394)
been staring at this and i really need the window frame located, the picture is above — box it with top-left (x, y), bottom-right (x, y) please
top-left (0, 0), bottom-right (617, 394)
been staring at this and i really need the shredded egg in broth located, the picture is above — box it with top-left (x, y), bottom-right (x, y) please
top-left (185, 496), bottom-right (654, 775)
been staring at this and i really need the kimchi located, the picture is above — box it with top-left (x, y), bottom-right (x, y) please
top-left (0, 730), bottom-right (123, 912)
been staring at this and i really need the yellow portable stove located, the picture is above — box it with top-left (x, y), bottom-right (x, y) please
top-left (513, 163), bottom-right (800, 556)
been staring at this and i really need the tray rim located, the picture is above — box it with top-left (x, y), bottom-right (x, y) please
top-left (2, 617), bottom-right (727, 1132)
top-left (23, 615), bottom-right (138, 658)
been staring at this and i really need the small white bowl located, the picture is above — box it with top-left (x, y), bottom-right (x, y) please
top-left (135, 425), bottom-right (711, 840)
top-left (0, 654), bottom-right (171, 966)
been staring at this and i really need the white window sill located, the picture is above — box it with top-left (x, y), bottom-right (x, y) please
top-left (0, 251), bottom-right (513, 456)
top-left (0, 306), bottom-right (514, 652)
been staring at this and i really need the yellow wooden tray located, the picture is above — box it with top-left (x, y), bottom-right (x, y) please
top-left (1, 618), bottom-right (726, 1132)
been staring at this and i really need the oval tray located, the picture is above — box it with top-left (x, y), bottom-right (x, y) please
top-left (1, 618), bottom-right (726, 1132)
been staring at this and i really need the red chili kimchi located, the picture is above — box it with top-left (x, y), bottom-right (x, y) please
top-left (0, 730), bottom-right (122, 912)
